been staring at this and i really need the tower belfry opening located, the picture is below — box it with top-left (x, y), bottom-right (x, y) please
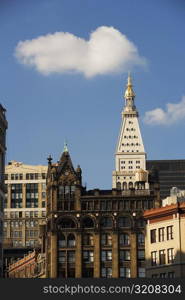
top-left (112, 74), bottom-right (149, 190)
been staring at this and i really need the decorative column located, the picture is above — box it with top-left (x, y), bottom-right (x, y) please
top-left (94, 232), bottom-right (100, 277)
top-left (50, 233), bottom-right (57, 278)
top-left (75, 232), bottom-right (82, 277)
top-left (112, 232), bottom-right (119, 277)
top-left (130, 232), bottom-right (137, 278)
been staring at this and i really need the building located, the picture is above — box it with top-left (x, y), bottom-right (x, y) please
top-left (146, 160), bottom-right (185, 199)
top-left (8, 249), bottom-right (46, 278)
top-left (112, 75), bottom-right (149, 190)
top-left (3, 161), bottom-right (47, 271)
top-left (144, 202), bottom-right (185, 278)
top-left (0, 104), bottom-right (8, 277)
top-left (43, 76), bottom-right (160, 278)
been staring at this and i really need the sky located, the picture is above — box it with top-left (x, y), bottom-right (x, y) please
top-left (0, 0), bottom-right (185, 189)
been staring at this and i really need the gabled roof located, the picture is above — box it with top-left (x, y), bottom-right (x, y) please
top-left (57, 150), bottom-right (76, 176)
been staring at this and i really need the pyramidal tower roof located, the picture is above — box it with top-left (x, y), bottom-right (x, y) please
top-left (58, 142), bottom-right (75, 174)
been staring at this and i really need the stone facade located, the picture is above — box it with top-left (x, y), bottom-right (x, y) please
top-left (43, 148), bottom-right (160, 278)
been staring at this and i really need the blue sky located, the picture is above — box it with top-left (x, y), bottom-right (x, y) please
top-left (0, 0), bottom-right (185, 189)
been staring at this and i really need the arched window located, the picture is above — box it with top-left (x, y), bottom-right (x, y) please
top-left (83, 233), bottom-right (94, 246)
top-left (129, 182), bottom-right (133, 189)
top-left (58, 234), bottom-right (66, 248)
top-left (101, 233), bottom-right (112, 246)
top-left (58, 217), bottom-right (76, 229)
top-left (82, 217), bottom-right (94, 228)
top-left (118, 216), bottom-right (131, 228)
top-left (100, 217), bottom-right (113, 228)
top-left (123, 182), bottom-right (127, 190)
top-left (116, 182), bottom-right (121, 190)
top-left (119, 233), bottom-right (130, 246)
top-left (67, 234), bottom-right (76, 247)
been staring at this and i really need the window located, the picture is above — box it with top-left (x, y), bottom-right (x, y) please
top-left (58, 218), bottom-right (76, 229)
top-left (167, 226), bottom-right (173, 240)
top-left (168, 272), bottom-right (175, 278)
top-left (42, 211), bottom-right (46, 217)
top-left (58, 234), bottom-right (66, 248)
top-left (150, 229), bottom-right (156, 243)
top-left (167, 248), bottom-right (174, 264)
top-left (138, 250), bottom-right (145, 260)
top-left (42, 192), bottom-right (46, 199)
top-left (119, 233), bottom-right (130, 246)
top-left (26, 183), bottom-right (38, 208)
top-left (83, 234), bottom-right (94, 246)
top-left (151, 251), bottom-right (157, 266)
top-left (101, 233), bottom-right (112, 246)
top-left (11, 184), bottom-right (22, 208)
top-left (68, 251), bottom-right (75, 263)
top-left (120, 267), bottom-right (130, 278)
top-left (58, 251), bottom-right (66, 263)
top-left (152, 274), bottom-right (158, 278)
top-left (137, 218), bottom-right (145, 228)
top-left (120, 250), bottom-right (130, 261)
top-left (82, 217), bottom-right (94, 228)
top-left (160, 273), bottom-right (167, 278)
top-left (101, 267), bottom-right (112, 278)
top-left (67, 234), bottom-right (76, 247)
top-left (159, 250), bottom-right (166, 265)
top-left (101, 250), bottom-right (112, 262)
top-left (138, 268), bottom-right (145, 278)
top-left (100, 217), bottom-right (112, 228)
top-left (83, 251), bottom-right (94, 263)
top-left (137, 233), bottom-right (144, 245)
top-left (159, 227), bottom-right (165, 242)
top-left (25, 211), bottom-right (30, 218)
top-left (42, 173), bottom-right (46, 179)
top-left (118, 216), bottom-right (131, 228)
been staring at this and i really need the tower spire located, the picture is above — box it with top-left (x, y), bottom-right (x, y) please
top-left (124, 72), bottom-right (135, 99)
top-left (63, 140), bottom-right (68, 153)
top-left (123, 73), bottom-right (137, 114)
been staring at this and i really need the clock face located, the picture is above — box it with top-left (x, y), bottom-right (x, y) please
top-left (65, 171), bottom-right (69, 175)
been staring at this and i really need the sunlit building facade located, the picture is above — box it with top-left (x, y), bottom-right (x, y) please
top-left (3, 161), bottom-right (47, 269)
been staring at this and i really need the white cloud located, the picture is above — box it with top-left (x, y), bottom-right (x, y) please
top-left (143, 96), bottom-right (185, 125)
top-left (15, 26), bottom-right (146, 78)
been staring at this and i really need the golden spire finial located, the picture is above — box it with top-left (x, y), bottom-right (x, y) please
top-left (124, 72), bottom-right (135, 99)
top-left (127, 71), bottom-right (132, 85)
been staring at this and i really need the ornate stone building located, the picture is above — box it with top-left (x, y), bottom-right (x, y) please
top-left (43, 76), bottom-right (160, 278)
top-left (0, 104), bottom-right (8, 277)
